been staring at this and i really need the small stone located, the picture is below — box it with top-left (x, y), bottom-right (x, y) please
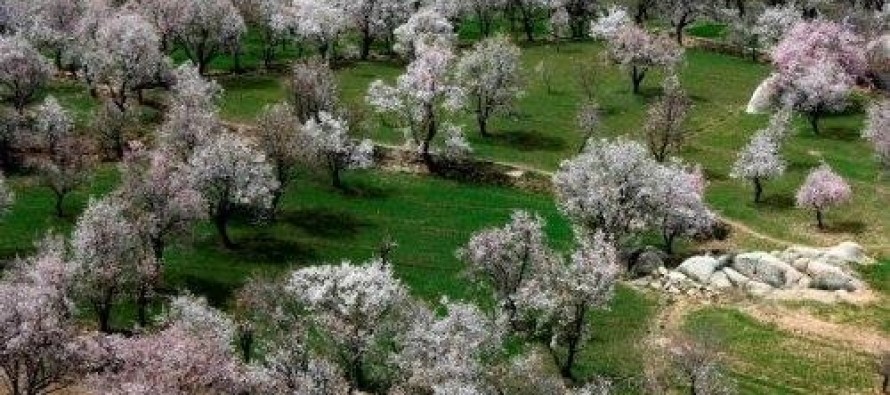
top-left (677, 256), bottom-right (719, 283)
top-left (708, 271), bottom-right (732, 290)
top-left (722, 267), bottom-right (750, 287)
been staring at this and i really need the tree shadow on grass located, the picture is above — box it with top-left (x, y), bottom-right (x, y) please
top-left (338, 178), bottom-right (391, 199)
top-left (822, 220), bottom-right (866, 235)
top-left (180, 274), bottom-right (239, 307)
top-left (817, 126), bottom-right (861, 142)
top-left (232, 232), bottom-right (320, 264)
top-left (759, 193), bottom-right (795, 210)
top-left (281, 207), bottom-right (371, 239)
top-left (488, 129), bottom-right (567, 152)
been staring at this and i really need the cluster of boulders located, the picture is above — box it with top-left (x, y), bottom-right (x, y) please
top-left (631, 242), bottom-right (872, 299)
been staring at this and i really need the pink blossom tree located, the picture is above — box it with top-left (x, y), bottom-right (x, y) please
top-left (455, 34), bottom-right (524, 137)
top-left (795, 163), bottom-right (852, 229)
top-left (188, 133), bottom-right (278, 248)
top-left (300, 111), bottom-right (374, 190)
top-left (87, 295), bottom-right (248, 394)
top-left (601, 23), bottom-right (683, 94)
top-left (0, 35), bottom-right (53, 114)
top-left (0, 236), bottom-right (106, 395)
top-left (72, 196), bottom-right (158, 331)
top-left (770, 20), bottom-right (867, 134)
top-left (136, 0), bottom-right (186, 51)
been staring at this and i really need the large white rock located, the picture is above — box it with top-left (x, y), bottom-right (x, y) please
top-left (733, 252), bottom-right (789, 288)
top-left (722, 267), bottom-right (750, 287)
top-left (746, 280), bottom-right (774, 296)
top-left (745, 74), bottom-right (781, 114)
top-left (822, 242), bottom-right (869, 266)
top-left (677, 255), bottom-right (719, 283)
top-left (807, 261), bottom-right (862, 291)
top-left (708, 271), bottom-right (732, 290)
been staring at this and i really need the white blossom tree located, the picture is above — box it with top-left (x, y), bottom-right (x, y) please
top-left (644, 75), bottom-right (691, 162)
top-left (30, 96), bottom-right (93, 217)
top-left (301, 111), bottom-right (374, 189)
top-left (730, 129), bottom-right (786, 203)
top-left (277, 0), bottom-right (349, 60)
top-left (160, 63), bottom-right (224, 157)
top-left (514, 231), bottom-right (621, 379)
top-left (457, 210), bottom-right (556, 329)
top-left (285, 259), bottom-right (410, 391)
top-left (189, 133), bottom-right (278, 248)
top-left (0, 35), bottom-right (53, 114)
top-left (367, 42), bottom-right (465, 165)
top-left (256, 101), bottom-right (301, 213)
top-left (553, 138), bottom-right (663, 243)
top-left (72, 196), bottom-right (158, 332)
top-left (456, 34), bottom-right (524, 137)
top-left (654, 163), bottom-right (715, 254)
top-left (81, 10), bottom-right (164, 112)
top-left (795, 162), bottom-right (852, 229)
top-left (864, 99), bottom-right (890, 171)
top-left (118, 146), bottom-right (206, 263)
top-left (394, 299), bottom-right (504, 393)
top-left (600, 23), bottom-right (683, 94)
top-left (392, 7), bottom-right (455, 58)
top-left (290, 57), bottom-right (338, 123)
top-left (172, 0), bottom-right (246, 75)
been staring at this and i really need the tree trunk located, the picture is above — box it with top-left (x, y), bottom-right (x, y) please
top-left (560, 303), bottom-right (588, 380)
top-left (54, 193), bottom-right (65, 218)
top-left (882, 373), bottom-right (889, 394)
top-left (331, 163), bottom-right (343, 190)
top-left (361, 28), bottom-right (373, 60)
top-left (239, 327), bottom-right (254, 363)
top-left (215, 206), bottom-right (235, 249)
top-left (97, 304), bottom-right (112, 333)
top-left (136, 286), bottom-right (149, 328)
top-left (809, 112), bottom-right (820, 135)
top-left (477, 99), bottom-right (489, 137)
top-left (753, 177), bottom-right (763, 204)
top-left (632, 66), bottom-right (646, 94)
top-left (816, 209), bottom-right (824, 230)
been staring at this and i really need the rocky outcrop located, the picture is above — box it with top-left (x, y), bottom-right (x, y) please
top-left (634, 242), bottom-right (871, 299)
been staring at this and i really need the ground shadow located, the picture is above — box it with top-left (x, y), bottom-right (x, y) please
top-left (282, 207), bottom-right (370, 239)
top-left (232, 232), bottom-right (320, 264)
top-left (823, 220), bottom-right (866, 235)
top-left (816, 126), bottom-right (861, 142)
top-left (759, 193), bottom-right (795, 209)
top-left (338, 178), bottom-right (392, 199)
top-left (489, 129), bottom-right (567, 152)
top-left (180, 275), bottom-right (239, 307)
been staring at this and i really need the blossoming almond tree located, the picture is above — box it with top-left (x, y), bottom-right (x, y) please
top-left (865, 99), bottom-right (890, 171)
top-left (0, 35), bottom-right (53, 114)
top-left (256, 101), bottom-right (301, 213)
top-left (160, 63), bottom-right (224, 157)
top-left (172, 0), bottom-right (246, 75)
top-left (81, 10), bottom-right (164, 112)
top-left (367, 41), bottom-right (465, 166)
top-left (188, 133), bottom-right (278, 248)
top-left (795, 163), bottom-right (852, 229)
top-left (730, 129), bottom-right (786, 204)
top-left (456, 34), bottom-right (524, 137)
top-left (301, 111), bottom-right (374, 190)
top-left (72, 196), bottom-right (158, 331)
top-left (600, 23), bottom-right (683, 94)
top-left (285, 259), bottom-right (410, 391)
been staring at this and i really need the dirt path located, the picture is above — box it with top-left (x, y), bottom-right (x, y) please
top-left (741, 302), bottom-right (890, 356)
